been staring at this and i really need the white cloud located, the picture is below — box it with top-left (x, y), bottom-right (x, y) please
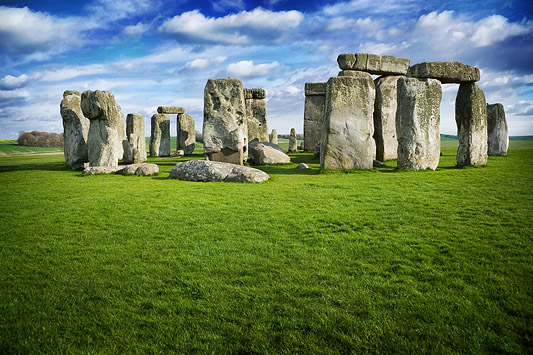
top-left (39, 65), bottom-right (109, 82)
top-left (185, 56), bottom-right (227, 69)
top-left (0, 89), bottom-right (30, 99)
top-left (122, 22), bottom-right (150, 36)
top-left (83, 0), bottom-right (157, 22)
top-left (159, 8), bottom-right (303, 44)
top-left (226, 60), bottom-right (279, 77)
top-left (0, 74), bottom-right (31, 90)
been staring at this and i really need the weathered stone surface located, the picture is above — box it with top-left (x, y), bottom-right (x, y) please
top-left (124, 113), bottom-right (147, 164)
top-left (245, 92), bottom-right (269, 143)
top-left (408, 62), bottom-right (480, 83)
top-left (244, 88), bottom-right (266, 99)
top-left (456, 83), bottom-right (488, 166)
top-left (61, 91), bottom-right (89, 170)
top-left (149, 113), bottom-right (170, 157)
top-left (289, 128), bottom-right (298, 153)
top-left (157, 106), bottom-right (185, 114)
top-left (373, 160), bottom-right (383, 167)
top-left (297, 163), bottom-right (309, 169)
top-left (203, 78), bottom-right (246, 165)
top-left (337, 53), bottom-right (410, 75)
top-left (172, 149), bottom-right (185, 157)
top-left (169, 160), bottom-right (269, 183)
top-left (82, 166), bottom-right (120, 175)
top-left (374, 76), bottom-right (402, 161)
top-left (177, 113), bottom-right (195, 155)
top-left (314, 141), bottom-right (321, 159)
top-left (337, 70), bottom-right (374, 78)
top-left (320, 74), bottom-right (375, 170)
top-left (116, 163), bottom-right (159, 176)
top-left (81, 90), bottom-right (126, 167)
top-left (248, 139), bottom-right (290, 164)
top-left (396, 78), bottom-right (442, 170)
top-left (270, 129), bottom-right (278, 145)
top-left (487, 103), bottom-right (509, 156)
top-left (304, 83), bottom-right (326, 151)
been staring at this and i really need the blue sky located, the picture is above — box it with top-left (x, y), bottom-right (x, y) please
top-left (0, 0), bottom-right (532, 139)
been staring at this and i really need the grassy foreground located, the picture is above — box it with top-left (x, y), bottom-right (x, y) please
top-left (1, 140), bottom-right (532, 353)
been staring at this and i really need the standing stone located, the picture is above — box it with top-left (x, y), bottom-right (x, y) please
top-left (150, 113), bottom-right (170, 157)
top-left (456, 83), bottom-right (488, 166)
top-left (374, 76), bottom-right (402, 162)
top-left (270, 129), bottom-right (278, 145)
top-left (396, 78), bottom-right (442, 170)
top-left (320, 74), bottom-right (375, 170)
top-left (177, 113), bottom-right (195, 155)
top-left (203, 78), bottom-right (246, 165)
top-left (244, 88), bottom-right (269, 142)
top-left (61, 90), bottom-right (89, 169)
top-left (81, 90), bottom-right (126, 167)
top-left (408, 62), bottom-right (480, 83)
top-left (124, 113), bottom-right (147, 164)
top-left (304, 83), bottom-right (326, 151)
top-left (289, 128), bottom-right (298, 153)
top-left (487, 103), bottom-right (509, 156)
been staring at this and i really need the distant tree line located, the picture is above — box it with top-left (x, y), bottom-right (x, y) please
top-left (17, 131), bottom-right (64, 147)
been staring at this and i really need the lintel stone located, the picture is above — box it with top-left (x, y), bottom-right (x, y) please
top-left (157, 106), bottom-right (185, 114)
top-left (407, 62), bottom-right (480, 83)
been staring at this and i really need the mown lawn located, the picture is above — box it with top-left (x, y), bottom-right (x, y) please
top-left (0, 140), bottom-right (532, 353)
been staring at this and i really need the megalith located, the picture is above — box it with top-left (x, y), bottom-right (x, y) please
top-left (124, 113), bottom-right (147, 164)
top-left (320, 73), bottom-right (375, 170)
top-left (150, 113), bottom-right (171, 157)
top-left (487, 103), bottom-right (509, 156)
top-left (61, 90), bottom-right (89, 169)
top-left (289, 128), bottom-right (298, 153)
top-left (456, 83), bottom-right (488, 166)
top-left (244, 88), bottom-right (268, 142)
top-left (177, 113), bottom-right (196, 155)
top-left (203, 78), bottom-right (246, 165)
top-left (396, 78), bottom-right (442, 170)
top-left (304, 83), bottom-right (326, 151)
top-left (407, 62), bottom-right (480, 83)
top-left (270, 129), bottom-right (278, 145)
top-left (81, 90), bottom-right (126, 167)
top-left (373, 76), bottom-right (402, 162)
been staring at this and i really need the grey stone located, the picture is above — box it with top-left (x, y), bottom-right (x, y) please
top-left (171, 149), bottom-right (185, 157)
top-left (396, 78), bottom-right (442, 170)
top-left (177, 113), bottom-right (195, 155)
top-left (82, 166), bottom-right (120, 175)
top-left (337, 53), bottom-right (356, 71)
top-left (244, 88), bottom-right (266, 99)
top-left (487, 103), bottom-right (509, 156)
top-left (124, 113), bottom-right (147, 164)
top-left (289, 128), bottom-right (298, 153)
top-left (81, 90), bottom-right (126, 167)
top-left (337, 70), bottom-right (374, 78)
top-left (270, 129), bottom-right (278, 145)
top-left (150, 113), bottom-right (171, 157)
top-left (304, 83), bottom-right (326, 151)
top-left (61, 90), bottom-right (89, 170)
top-left (203, 78), bottom-right (246, 165)
top-left (373, 160), bottom-right (383, 167)
top-left (248, 139), bottom-right (290, 164)
top-left (337, 53), bottom-right (410, 75)
top-left (297, 163), bottom-right (309, 169)
top-left (374, 76), bottom-right (402, 162)
top-left (169, 160), bottom-right (269, 183)
top-left (157, 106), bottom-right (185, 114)
top-left (116, 163), bottom-right (159, 176)
top-left (314, 141), bottom-right (321, 159)
top-left (408, 62), bottom-right (480, 83)
top-left (456, 83), bottom-right (488, 166)
top-left (245, 90), bottom-right (268, 143)
top-left (320, 74), bottom-right (375, 170)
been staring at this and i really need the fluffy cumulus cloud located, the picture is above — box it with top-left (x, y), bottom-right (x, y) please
top-left (159, 8), bottom-right (304, 44)
top-left (122, 22), bottom-right (150, 36)
top-left (0, 74), bottom-right (31, 90)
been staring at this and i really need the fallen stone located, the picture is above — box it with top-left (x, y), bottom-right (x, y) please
top-left (487, 103), bottom-right (509, 156)
top-left (374, 76), bottom-right (402, 162)
top-left (304, 83), bottom-right (326, 151)
top-left (157, 106), bottom-right (185, 114)
top-left (169, 160), bottom-right (269, 183)
top-left (116, 163), bottom-right (159, 176)
top-left (172, 150), bottom-right (185, 157)
top-left (456, 83), bottom-right (488, 166)
top-left (61, 90), bottom-right (89, 170)
top-left (124, 113), bottom-right (147, 164)
top-left (289, 128), bottom-right (298, 153)
top-left (337, 53), bottom-right (410, 75)
top-left (81, 90), bottom-right (126, 167)
top-left (373, 160), bottom-right (383, 167)
top-left (82, 166), bottom-right (120, 175)
top-left (270, 129), bottom-right (278, 145)
top-left (407, 62), bottom-right (480, 83)
top-left (297, 163), bottom-right (309, 169)
top-left (177, 113), bottom-right (195, 155)
top-left (248, 140), bottom-right (290, 164)
top-left (150, 113), bottom-right (170, 157)
top-left (321, 74), bottom-right (375, 170)
top-left (396, 77), bottom-right (442, 170)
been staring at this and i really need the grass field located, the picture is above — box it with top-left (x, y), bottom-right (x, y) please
top-left (1, 139), bottom-right (532, 353)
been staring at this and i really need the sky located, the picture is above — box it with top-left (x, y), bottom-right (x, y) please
top-left (0, 0), bottom-right (532, 139)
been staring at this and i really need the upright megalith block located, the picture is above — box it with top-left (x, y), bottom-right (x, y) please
top-left (304, 82), bottom-right (326, 151)
top-left (203, 78), bottom-right (246, 165)
top-left (289, 128), bottom-right (298, 153)
top-left (396, 78), bottom-right (442, 170)
top-left (320, 74), bottom-right (375, 170)
top-left (374, 76), bottom-right (402, 161)
top-left (244, 88), bottom-right (268, 142)
top-left (487, 103), bottom-right (509, 156)
top-left (456, 83), bottom-right (488, 166)
top-left (270, 129), bottom-right (278, 145)
top-left (124, 113), bottom-right (147, 164)
top-left (177, 113), bottom-right (195, 155)
top-left (61, 90), bottom-right (89, 169)
top-left (81, 90), bottom-right (126, 167)
top-left (150, 113), bottom-right (170, 157)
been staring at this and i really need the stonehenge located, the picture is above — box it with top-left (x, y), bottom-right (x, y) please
top-left (124, 113), bottom-right (147, 164)
top-left (304, 83), bottom-right (326, 151)
top-left (487, 103), bottom-right (509, 156)
top-left (61, 90), bottom-right (89, 169)
top-left (373, 76), bottom-right (401, 162)
top-left (244, 88), bottom-right (269, 142)
top-left (289, 128), bottom-right (298, 153)
top-left (149, 113), bottom-right (171, 157)
top-left (270, 129), bottom-right (278, 145)
top-left (177, 113), bottom-right (195, 155)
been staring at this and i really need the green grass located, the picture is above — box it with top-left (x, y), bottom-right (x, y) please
top-left (1, 140), bottom-right (532, 353)
top-left (0, 140), bottom-right (63, 155)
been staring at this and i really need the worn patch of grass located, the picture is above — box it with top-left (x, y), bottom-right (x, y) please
top-left (0, 140), bottom-right (532, 353)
